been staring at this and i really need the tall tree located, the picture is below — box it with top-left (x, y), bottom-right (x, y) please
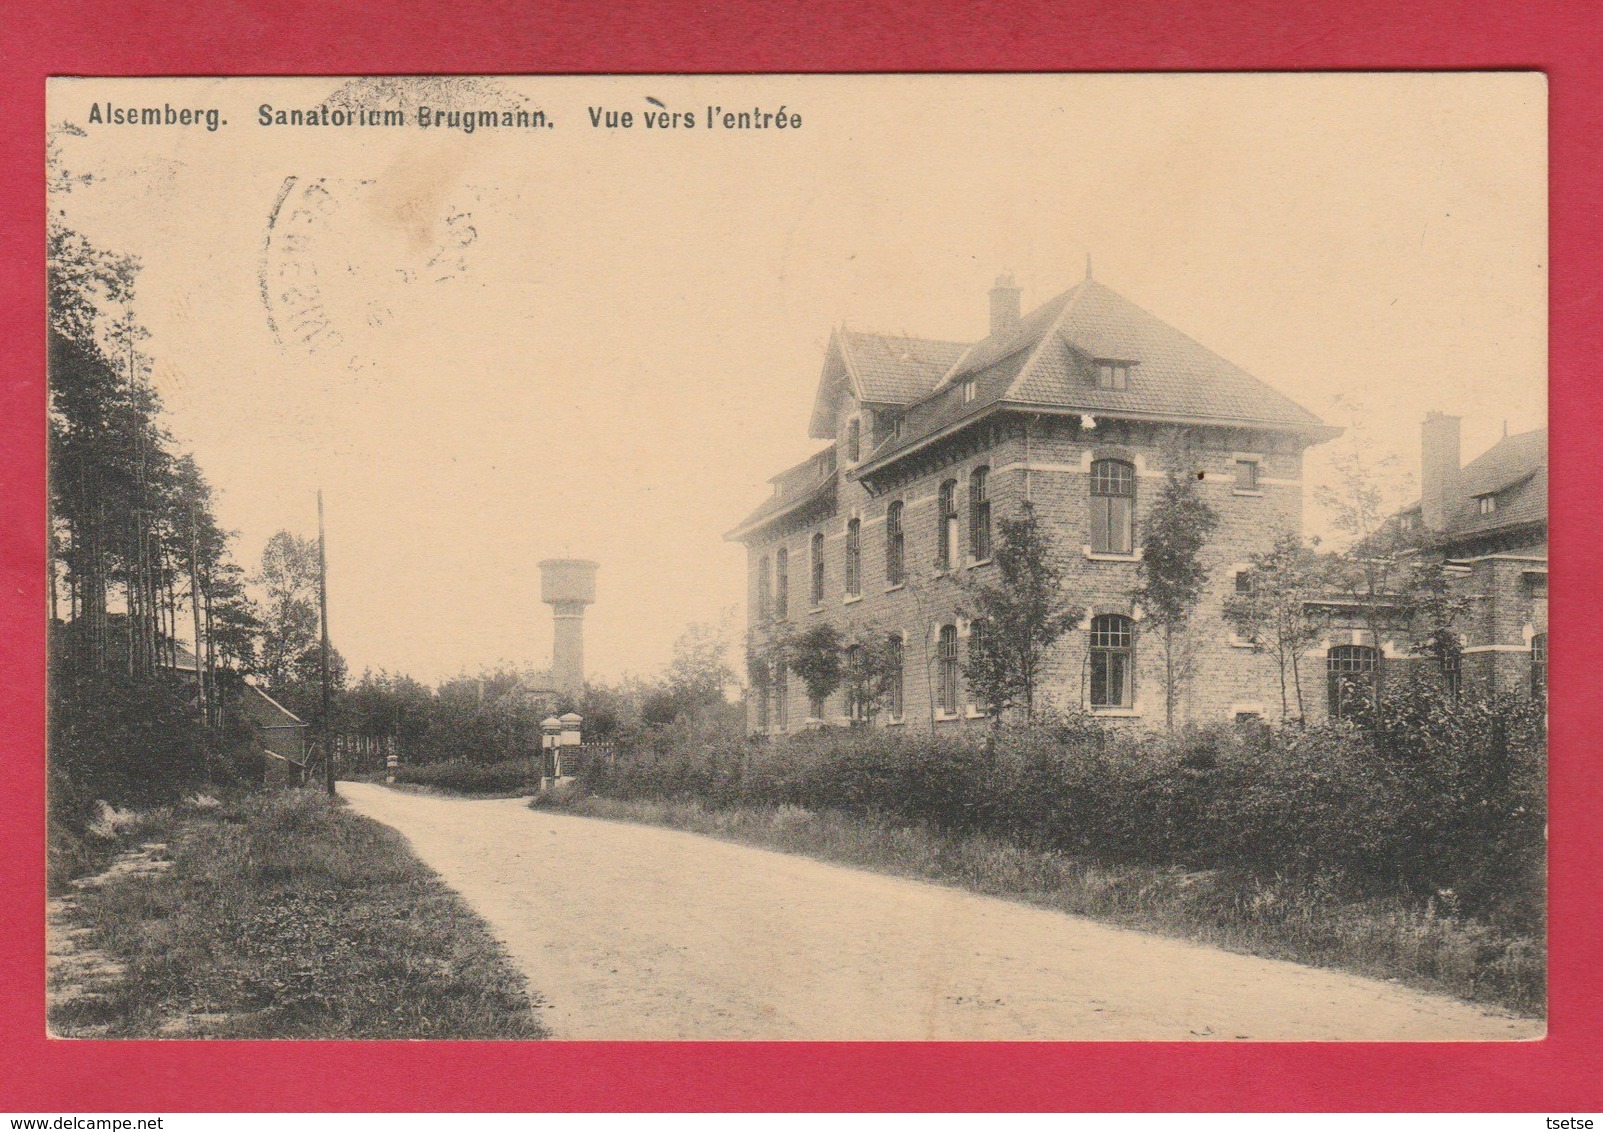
top-left (256, 530), bottom-right (345, 724)
top-left (959, 501), bottom-right (1083, 724)
top-left (1133, 433), bottom-right (1220, 730)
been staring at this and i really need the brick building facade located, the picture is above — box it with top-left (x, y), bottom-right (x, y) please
top-left (1390, 414), bottom-right (1548, 703)
top-left (729, 269), bottom-right (1344, 732)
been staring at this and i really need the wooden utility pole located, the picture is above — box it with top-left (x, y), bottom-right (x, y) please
top-left (318, 490), bottom-right (335, 797)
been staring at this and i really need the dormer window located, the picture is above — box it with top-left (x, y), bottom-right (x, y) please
top-left (1476, 494), bottom-right (1497, 516)
top-left (962, 380), bottom-right (977, 404)
top-left (1399, 512), bottom-right (1418, 532)
top-left (1095, 361), bottom-right (1131, 391)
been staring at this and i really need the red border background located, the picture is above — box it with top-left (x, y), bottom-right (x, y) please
top-left (3, 0), bottom-right (1599, 1113)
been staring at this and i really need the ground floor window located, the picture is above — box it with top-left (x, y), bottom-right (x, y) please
top-left (774, 661), bottom-right (788, 730)
top-left (937, 624), bottom-right (959, 715)
top-left (845, 643), bottom-right (867, 721)
top-left (1327, 645), bottom-right (1378, 720)
top-left (887, 635), bottom-right (904, 720)
top-left (754, 659), bottom-right (771, 730)
top-left (1089, 614), bottom-right (1135, 708)
top-left (1532, 632), bottom-right (1547, 697)
top-left (1441, 650), bottom-right (1462, 704)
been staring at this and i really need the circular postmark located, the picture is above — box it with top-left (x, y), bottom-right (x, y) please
top-left (259, 173), bottom-right (483, 373)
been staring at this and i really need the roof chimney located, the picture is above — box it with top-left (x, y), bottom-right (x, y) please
top-left (989, 273), bottom-right (1021, 338)
top-left (1421, 411), bottom-right (1462, 532)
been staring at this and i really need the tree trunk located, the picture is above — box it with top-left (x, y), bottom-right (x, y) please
top-left (1164, 626), bottom-right (1176, 731)
top-left (1291, 650), bottom-right (1305, 724)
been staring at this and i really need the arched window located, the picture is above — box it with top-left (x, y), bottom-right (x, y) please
top-left (937, 479), bottom-right (959, 570)
top-left (847, 417), bottom-right (861, 462)
top-left (969, 466), bottom-right (992, 561)
top-left (757, 555), bottom-right (772, 621)
top-left (810, 532), bottom-right (825, 606)
top-left (1090, 459), bottom-right (1135, 555)
top-left (1327, 645), bottom-right (1378, 720)
top-left (774, 546), bottom-right (789, 620)
top-left (845, 518), bottom-right (861, 597)
top-left (887, 634), bottom-right (904, 720)
top-left (1089, 614), bottom-right (1135, 708)
top-left (1532, 632), bottom-right (1547, 698)
top-left (937, 624), bottom-right (959, 715)
top-left (885, 501), bottom-right (905, 585)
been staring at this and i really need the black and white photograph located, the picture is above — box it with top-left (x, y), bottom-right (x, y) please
top-left (44, 73), bottom-right (1546, 1041)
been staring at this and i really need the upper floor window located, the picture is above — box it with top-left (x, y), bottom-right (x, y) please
top-left (1399, 512), bottom-right (1419, 532)
top-left (937, 624), bottom-right (959, 715)
top-left (1327, 645), bottom-right (1378, 721)
top-left (1095, 362), bottom-right (1130, 391)
top-left (809, 532), bottom-right (825, 606)
top-left (1532, 632), bottom-right (1547, 698)
top-left (969, 467), bottom-right (992, 561)
top-left (885, 500), bottom-right (905, 585)
top-left (845, 518), bottom-right (862, 598)
top-left (937, 479), bottom-right (959, 571)
top-left (1090, 459), bottom-right (1136, 555)
top-left (1089, 614), bottom-right (1135, 708)
top-left (774, 546), bottom-right (789, 620)
top-left (962, 380), bottom-right (977, 404)
top-left (846, 418), bottom-right (861, 463)
top-left (757, 556), bottom-right (773, 622)
top-left (1476, 494), bottom-right (1497, 516)
top-left (1234, 569), bottom-right (1254, 595)
top-left (1234, 459), bottom-right (1259, 492)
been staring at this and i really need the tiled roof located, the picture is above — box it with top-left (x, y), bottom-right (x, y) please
top-left (859, 277), bottom-right (1331, 473)
top-left (841, 330), bottom-right (968, 403)
top-left (810, 330), bottom-right (970, 439)
top-left (1432, 428), bottom-right (1547, 546)
top-left (727, 448), bottom-right (838, 540)
top-left (163, 644), bottom-right (307, 726)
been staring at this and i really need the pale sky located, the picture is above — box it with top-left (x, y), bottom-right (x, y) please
top-left (48, 74), bottom-right (1546, 684)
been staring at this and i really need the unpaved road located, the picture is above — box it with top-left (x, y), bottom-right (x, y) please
top-left (340, 783), bottom-right (1540, 1041)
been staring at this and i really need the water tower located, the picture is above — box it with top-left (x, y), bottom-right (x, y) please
top-left (539, 559), bottom-right (598, 696)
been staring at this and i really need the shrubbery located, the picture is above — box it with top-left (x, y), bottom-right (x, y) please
top-left (581, 683), bottom-right (1545, 931)
top-left (392, 756), bottom-right (544, 795)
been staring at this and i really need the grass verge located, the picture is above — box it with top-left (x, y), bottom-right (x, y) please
top-left (533, 791), bottom-right (1543, 1018)
top-left (49, 788), bottom-right (549, 1039)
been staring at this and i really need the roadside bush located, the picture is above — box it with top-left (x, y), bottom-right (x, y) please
top-left (582, 686), bottom-right (1545, 932)
top-left (393, 756), bottom-right (542, 795)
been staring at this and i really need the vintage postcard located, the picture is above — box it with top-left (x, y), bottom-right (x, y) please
top-left (44, 73), bottom-right (1546, 1041)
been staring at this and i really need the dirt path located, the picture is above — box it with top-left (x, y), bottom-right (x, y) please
top-left (339, 782), bottom-right (1539, 1041)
